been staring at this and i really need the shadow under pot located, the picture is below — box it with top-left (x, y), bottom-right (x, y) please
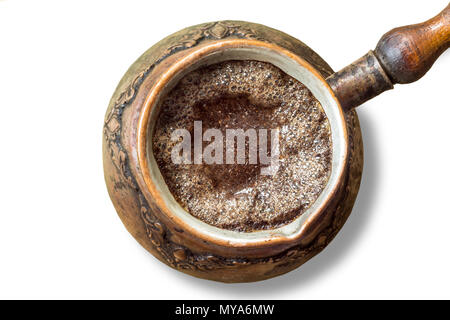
top-left (103, 5), bottom-right (449, 282)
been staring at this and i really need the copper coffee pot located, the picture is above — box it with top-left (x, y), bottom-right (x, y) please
top-left (103, 5), bottom-right (449, 282)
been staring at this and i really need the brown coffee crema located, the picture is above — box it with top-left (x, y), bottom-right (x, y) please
top-left (152, 60), bottom-right (332, 232)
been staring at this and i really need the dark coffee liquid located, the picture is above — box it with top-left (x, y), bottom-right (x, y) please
top-left (152, 60), bottom-right (332, 232)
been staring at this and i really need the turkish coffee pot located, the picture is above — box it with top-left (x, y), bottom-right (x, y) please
top-left (103, 5), bottom-right (449, 282)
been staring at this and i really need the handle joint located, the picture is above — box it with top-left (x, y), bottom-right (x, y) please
top-left (326, 51), bottom-right (393, 112)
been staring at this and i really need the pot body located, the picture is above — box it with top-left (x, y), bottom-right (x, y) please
top-left (103, 21), bottom-right (363, 282)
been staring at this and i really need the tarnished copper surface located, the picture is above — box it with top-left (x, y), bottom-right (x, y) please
top-left (326, 51), bottom-right (393, 112)
top-left (104, 4), bottom-right (450, 281)
top-left (103, 21), bottom-right (363, 282)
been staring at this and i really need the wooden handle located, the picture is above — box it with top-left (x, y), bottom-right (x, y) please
top-left (327, 4), bottom-right (450, 112)
top-left (375, 4), bottom-right (450, 84)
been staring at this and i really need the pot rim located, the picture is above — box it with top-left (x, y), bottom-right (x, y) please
top-left (136, 39), bottom-right (349, 249)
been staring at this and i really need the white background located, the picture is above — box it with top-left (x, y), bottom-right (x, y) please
top-left (0, 0), bottom-right (449, 299)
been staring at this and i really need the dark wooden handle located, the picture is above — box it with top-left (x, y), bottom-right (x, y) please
top-left (327, 4), bottom-right (450, 112)
top-left (376, 4), bottom-right (450, 83)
